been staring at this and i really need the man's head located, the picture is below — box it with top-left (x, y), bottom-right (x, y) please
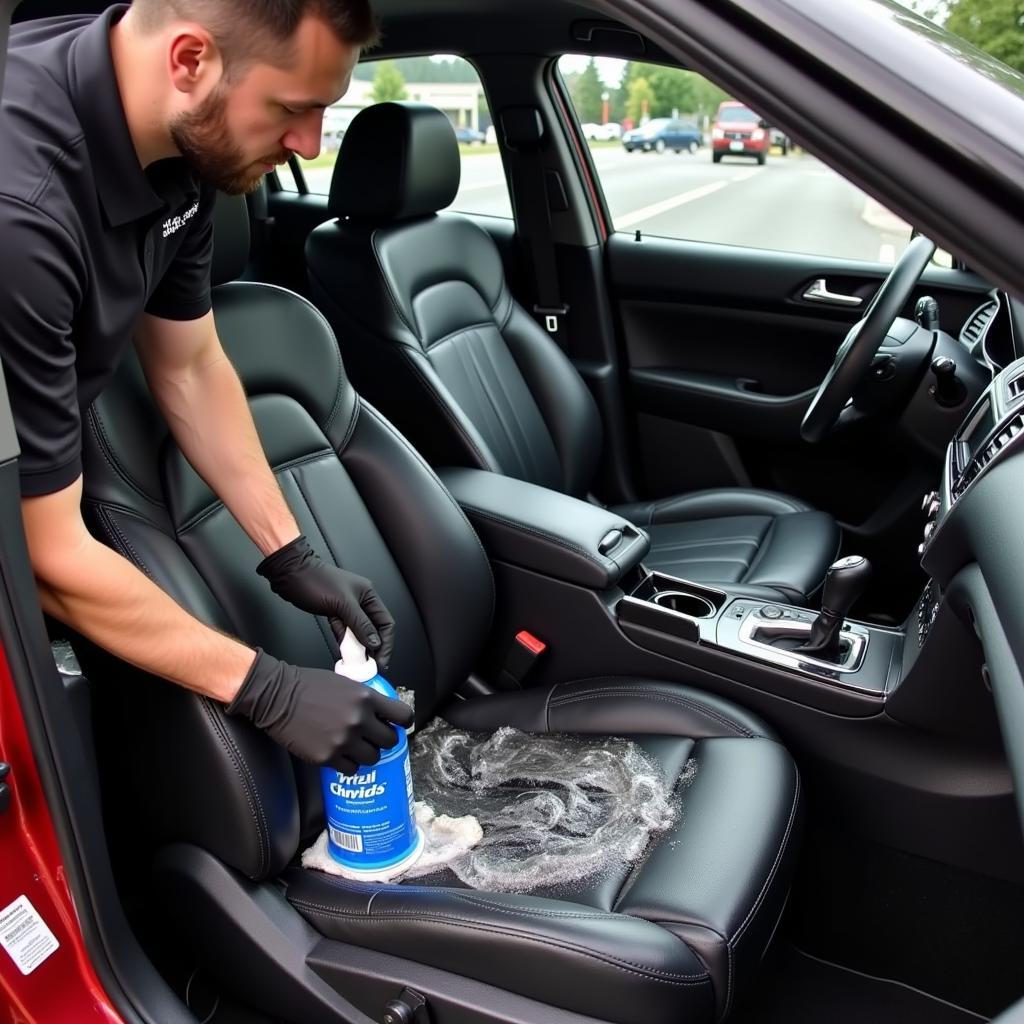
top-left (125, 0), bottom-right (378, 193)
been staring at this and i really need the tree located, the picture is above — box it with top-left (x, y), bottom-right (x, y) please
top-left (571, 58), bottom-right (606, 123)
top-left (626, 76), bottom-right (656, 124)
top-left (371, 62), bottom-right (408, 102)
top-left (944, 0), bottom-right (1024, 72)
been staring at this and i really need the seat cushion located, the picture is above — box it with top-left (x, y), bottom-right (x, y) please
top-left (285, 678), bottom-right (801, 1023)
top-left (611, 488), bottom-right (840, 605)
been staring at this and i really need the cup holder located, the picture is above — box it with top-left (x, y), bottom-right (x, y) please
top-left (651, 591), bottom-right (717, 619)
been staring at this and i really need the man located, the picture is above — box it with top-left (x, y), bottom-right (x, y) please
top-left (0, 0), bottom-right (413, 774)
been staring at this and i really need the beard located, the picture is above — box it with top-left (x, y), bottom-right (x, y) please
top-left (170, 86), bottom-right (288, 195)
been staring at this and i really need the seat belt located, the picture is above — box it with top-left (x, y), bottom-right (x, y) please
top-left (500, 107), bottom-right (569, 338)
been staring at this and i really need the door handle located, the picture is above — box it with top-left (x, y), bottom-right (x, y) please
top-left (802, 278), bottom-right (863, 307)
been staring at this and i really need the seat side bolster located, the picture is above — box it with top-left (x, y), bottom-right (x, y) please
top-left (284, 868), bottom-right (713, 1024)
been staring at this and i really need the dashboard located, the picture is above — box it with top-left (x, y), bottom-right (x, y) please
top-left (919, 350), bottom-right (1024, 833)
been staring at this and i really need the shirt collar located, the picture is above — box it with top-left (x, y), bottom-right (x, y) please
top-left (67, 5), bottom-right (195, 228)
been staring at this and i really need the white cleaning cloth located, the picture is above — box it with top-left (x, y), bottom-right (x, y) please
top-left (301, 801), bottom-right (483, 883)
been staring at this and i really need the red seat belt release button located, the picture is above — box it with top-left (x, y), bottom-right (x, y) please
top-left (499, 630), bottom-right (547, 689)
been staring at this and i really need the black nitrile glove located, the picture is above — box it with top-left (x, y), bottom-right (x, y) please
top-left (226, 649), bottom-right (414, 773)
top-left (257, 535), bottom-right (395, 667)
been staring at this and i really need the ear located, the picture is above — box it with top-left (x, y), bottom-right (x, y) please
top-left (167, 24), bottom-right (223, 96)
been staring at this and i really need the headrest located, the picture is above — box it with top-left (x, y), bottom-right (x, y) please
top-left (328, 102), bottom-right (460, 222)
top-left (211, 191), bottom-right (251, 286)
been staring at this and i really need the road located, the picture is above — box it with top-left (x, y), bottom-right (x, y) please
top-left (301, 146), bottom-right (910, 264)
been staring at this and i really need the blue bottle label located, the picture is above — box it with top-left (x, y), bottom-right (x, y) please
top-left (320, 674), bottom-right (420, 871)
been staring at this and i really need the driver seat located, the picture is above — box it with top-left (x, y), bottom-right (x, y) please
top-left (79, 192), bottom-right (801, 1024)
top-left (306, 102), bottom-right (840, 605)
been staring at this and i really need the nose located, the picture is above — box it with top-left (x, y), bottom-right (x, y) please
top-left (282, 110), bottom-right (324, 161)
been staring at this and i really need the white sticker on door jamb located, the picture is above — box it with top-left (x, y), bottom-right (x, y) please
top-left (0, 895), bottom-right (60, 975)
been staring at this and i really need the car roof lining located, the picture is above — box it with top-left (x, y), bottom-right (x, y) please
top-left (13, 0), bottom-right (683, 66)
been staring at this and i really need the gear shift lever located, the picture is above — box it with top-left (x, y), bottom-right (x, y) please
top-left (798, 556), bottom-right (872, 661)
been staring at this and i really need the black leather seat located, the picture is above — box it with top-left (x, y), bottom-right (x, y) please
top-left (81, 193), bottom-right (800, 1024)
top-left (305, 101), bottom-right (840, 606)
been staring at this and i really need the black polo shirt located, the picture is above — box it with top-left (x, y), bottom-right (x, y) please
top-left (0, 5), bottom-right (217, 496)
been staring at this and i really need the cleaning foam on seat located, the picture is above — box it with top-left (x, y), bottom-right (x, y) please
top-left (319, 630), bottom-right (424, 878)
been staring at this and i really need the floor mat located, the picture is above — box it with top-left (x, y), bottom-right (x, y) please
top-left (736, 947), bottom-right (989, 1024)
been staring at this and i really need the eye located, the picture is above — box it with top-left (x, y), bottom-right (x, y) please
top-left (279, 103), bottom-right (301, 116)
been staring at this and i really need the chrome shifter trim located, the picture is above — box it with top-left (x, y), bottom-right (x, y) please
top-left (737, 613), bottom-right (869, 676)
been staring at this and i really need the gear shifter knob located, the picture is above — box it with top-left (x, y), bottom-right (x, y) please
top-left (799, 556), bottom-right (872, 661)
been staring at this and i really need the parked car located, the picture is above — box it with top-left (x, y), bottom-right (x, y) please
top-left (769, 126), bottom-right (791, 155)
top-left (453, 125), bottom-right (486, 145)
top-left (622, 117), bottom-right (702, 153)
top-left (581, 121), bottom-right (623, 141)
top-left (711, 100), bottom-right (769, 163)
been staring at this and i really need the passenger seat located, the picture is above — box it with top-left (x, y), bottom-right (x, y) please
top-left (305, 101), bottom-right (840, 605)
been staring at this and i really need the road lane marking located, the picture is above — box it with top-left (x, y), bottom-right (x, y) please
top-left (614, 181), bottom-right (729, 228)
top-left (731, 168), bottom-right (764, 182)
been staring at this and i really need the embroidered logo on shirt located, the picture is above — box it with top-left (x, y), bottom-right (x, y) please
top-left (162, 201), bottom-right (200, 239)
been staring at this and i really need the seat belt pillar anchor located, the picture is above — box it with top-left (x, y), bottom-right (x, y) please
top-left (534, 304), bottom-right (568, 333)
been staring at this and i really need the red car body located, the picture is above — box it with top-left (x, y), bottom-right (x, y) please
top-left (711, 100), bottom-right (769, 164)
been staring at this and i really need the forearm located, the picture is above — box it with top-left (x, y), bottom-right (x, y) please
top-left (33, 530), bottom-right (254, 702)
top-left (153, 351), bottom-right (299, 556)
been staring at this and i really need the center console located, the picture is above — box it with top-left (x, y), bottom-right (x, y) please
top-left (617, 566), bottom-right (900, 699)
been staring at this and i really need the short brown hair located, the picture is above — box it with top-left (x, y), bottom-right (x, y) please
top-left (133, 0), bottom-right (380, 78)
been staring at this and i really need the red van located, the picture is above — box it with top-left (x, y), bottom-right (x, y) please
top-left (711, 100), bottom-right (769, 164)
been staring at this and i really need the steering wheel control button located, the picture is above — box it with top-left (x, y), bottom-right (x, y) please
top-left (870, 354), bottom-right (896, 381)
top-left (760, 605), bottom-right (784, 620)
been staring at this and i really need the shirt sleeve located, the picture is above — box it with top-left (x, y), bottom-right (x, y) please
top-left (0, 196), bottom-right (86, 496)
top-left (144, 183), bottom-right (217, 321)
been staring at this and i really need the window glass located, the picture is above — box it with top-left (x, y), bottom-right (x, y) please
top-left (557, 56), bottom-right (913, 263)
top-left (285, 56), bottom-right (512, 219)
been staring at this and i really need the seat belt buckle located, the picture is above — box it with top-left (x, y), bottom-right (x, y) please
top-left (497, 630), bottom-right (547, 690)
top-left (533, 304), bottom-right (568, 334)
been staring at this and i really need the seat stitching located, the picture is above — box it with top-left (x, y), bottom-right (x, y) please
top-left (476, 336), bottom-right (548, 483)
top-left (722, 767), bottom-right (801, 1017)
top-left (398, 349), bottom-right (496, 470)
top-left (98, 507), bottom-right (154, 579)
top-left (447, 892), bottom-right (620, 921)
top-left (224, 281), bottom-right (349, 432)
top-left (369, 229), bottom-right (417, 336)
top-left (647, 536), bottom-right (761, 551)
top-left (741, 517), bottom-right (775, 584)
top-left (495, 288), bottom-right (514, 331)
top-left (548, 694), bottom-right (751, 738)
top-left (289, 470), bottom-right (358, 662)
top-left (425, 323), bottom-right (496, 350)
top-left (289, 901), bottom-right (710, 983)
top-left (176, 450), bottom-right (336, 536)
top-left (547, 686), bottom-right (755, 738)
top-left (85, 407), bottom-right (160, 506)
top-left (198, 698), bottom-right (269, 878)
top-left (457, 337), bottom-right (535, 481)
top-left (360, 405), bottom-right (496, 607)
top-left (459, 505), bottom-right (605, 571)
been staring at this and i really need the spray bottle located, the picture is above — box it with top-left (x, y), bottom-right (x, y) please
top-left (319, 630), bottom-right (424, 876)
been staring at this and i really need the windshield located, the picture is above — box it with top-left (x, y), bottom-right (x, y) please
top-left (718, 106), bottom-right (757, 122)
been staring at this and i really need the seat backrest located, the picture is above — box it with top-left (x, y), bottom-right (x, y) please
top-left (80, 192), bottom-right (494, 880)
top-left (306, 101), bottom-right (603, 499)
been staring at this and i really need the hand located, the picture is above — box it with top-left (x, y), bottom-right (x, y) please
top-left (226, 649), bottom-right (414, 773)
top-left (257, 536), bottom-right (395, 667)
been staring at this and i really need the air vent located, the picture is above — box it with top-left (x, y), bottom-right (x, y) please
top-left (1009, 372), bottom-right (1024, 403)
top-left (953, 413), bottom-right (1024, 498)
top-left (961, 301), bottom-right (997, 347)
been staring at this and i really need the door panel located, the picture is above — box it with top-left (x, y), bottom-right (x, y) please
top-left (607, 232), bottom-right (993, 501)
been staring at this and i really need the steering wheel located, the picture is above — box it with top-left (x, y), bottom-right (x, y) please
top-left (801, 235), bottom-right (936, 443)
